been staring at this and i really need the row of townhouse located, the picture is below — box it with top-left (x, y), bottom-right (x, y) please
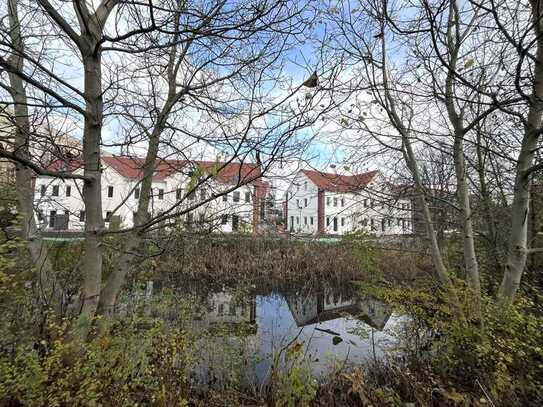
top-left (285, 169), bottom-right (413, 235)
top-left (34, 155), bottom-right (269, 233)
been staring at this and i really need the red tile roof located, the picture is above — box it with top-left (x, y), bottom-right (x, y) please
top-left (301, 169), bottom-right (378, 193)
top-left (48, 156), bottom-right (263, 186)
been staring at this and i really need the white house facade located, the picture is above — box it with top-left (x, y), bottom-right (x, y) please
top-left (285, 169), bottom-right (412, 236)
top-left (34, 155), bottom-right (269, 234)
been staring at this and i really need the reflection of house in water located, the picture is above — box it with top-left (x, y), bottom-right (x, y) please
top-left (194, 292), bottom-right (257, 336)
top-left (285, 288), bottom-right (391, 330)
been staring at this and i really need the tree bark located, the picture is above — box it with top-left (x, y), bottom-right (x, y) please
top-left (7, 0), bottom-right (57, 309)
top-left (499, 2), bottom-right (543, 303)
top-left (76, 51), bottom-right (105, 334)
top-left (443, 0), bottom-right (481, 304)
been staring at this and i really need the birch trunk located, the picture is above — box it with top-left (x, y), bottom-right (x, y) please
top-left (499, 2), bottom-right (543, 303)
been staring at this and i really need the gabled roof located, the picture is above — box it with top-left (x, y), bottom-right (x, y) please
top-left (47, 155), bottom-right (264, 186)
top-left (300, 169), bottom-right (378, 193)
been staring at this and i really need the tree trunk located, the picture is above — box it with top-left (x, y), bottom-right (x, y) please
top-left (76, 52), bottom-right (104, 335)
top-left (444, 0), bottom-right (481, 305)
top-left (499, 3), bottom-right (543, 303)
top-left (7, 0), bottom-right (57, 309)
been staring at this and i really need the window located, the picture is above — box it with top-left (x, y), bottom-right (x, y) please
top-left (341, 198), bottom-right (345, 207)
top-left (105, 211), bottom-right (112, 222)
top-left (341, 218), bottom-right (345, 227)
top-left (232, 215), bottom-right (239, 230)
top-left (233, 191), bottom-right (240, 202)
top-left (221, 214), bottom-right (228, 225)
top-left (200, 189), bottom-right (206, 200)
top-left (158, 189), bottom-right (164, 200)
top-left (310, 216), bottom-right (314, 225)
top-left (290, 216), bottom-right (294, 229)
top-left (176, 189), bottom-right (182, 200)
top-left (296, 199), bottom-right (300, 208)
top-left (134, 187), bottom-right (140, 199)
top-left (388, 218), bottom-right (392, 227)
top-left (304, 198), bottom-right (308, 207)
top-left (229, 303), bottom-right (236, 316)
top-left (296, 216), bottom-right (299, 224)
top-left (361, 218), bottom-right (368, 226)
top-left (370, 218), bottom-right (375, 230)
top-left (326, 217), bottom-right (330, 226)
top-left (107, 186), bottom-right (113, 198)
top-left (333, 217), bottom-right (338, 232)
top-left (49, 210), bottom-right (56, 228)
top-left (37, 209), bottom-right (44, 221)
top-left (327, 197), bottom-right (331, 206)
top-left (79, 210), bottom-right (85, 222)
top-left (223, 194), bottom-right (228, 202)
top-left (304, 216), bottom-right (307, 225)
top-left (52, 185), bottom-right (59, 197)
top-left (245, 192), bottom-right (250, 203)
top-left (66, 185), bottom-right (71, 197)
top-left (381, 218), bottom-right (386, 232)
top-left (40, 185), bottom-right (46, 197)
top-left (304, 181), bottom-right (307, 190)
top-left (133, 212), bottom-right (137, 223)
top-left (364, 198), bottom-right (368, 208)
top-left (199, 213), bottom-right (205, 223)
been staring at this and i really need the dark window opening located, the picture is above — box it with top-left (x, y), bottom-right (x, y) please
top-left (134, 187), bottom-right (140, 199)
top-left (79, 210), bottom-right (85, 222)
top-left (176, 189), bottom-right (182, 200)
top-left (333, 217), bottom-right (338, 232)
top-left (245, 192), bottom-right (250, 203)
top-left (49, 210), bottom-right (56, 228)
top-left (232, 215), bottom-right (239, 230)
top-left (107, 186), bottom-right (114, 198)
top-left (233, 191), bottom-right (240, 202)
top-left (105, 211), bottom-right (113, 222)
top-left (221, 214), bottom-right (228, 225)
top-left (158, 189), bottom-right (164, 200)
top-left (52, 185), bottom-right (59, 197)
top-left (40, 185), bottom-right (46, 197)
top-left (223, 194), bottom-right (228, 202)
top-left (66, 186), bottom-right (71, 197)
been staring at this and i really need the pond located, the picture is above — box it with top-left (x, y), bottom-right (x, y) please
top-left (126, 280), bottom-right (402, 387)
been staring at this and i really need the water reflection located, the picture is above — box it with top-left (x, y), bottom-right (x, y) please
top-left (140, 281), bottom-right (397, 385)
